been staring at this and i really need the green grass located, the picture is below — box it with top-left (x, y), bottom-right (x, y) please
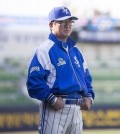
top-left (0, 94), bottom-right (35, 106)
top-left (0, 63), bottom-right (120, 106)
top-left (0, 72), bottom-right (20, 80)
top-left (91, 68), bottom-right (120, 80)
top-left (0, 86), bottom-right (17, 93)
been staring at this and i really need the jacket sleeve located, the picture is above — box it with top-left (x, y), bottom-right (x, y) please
top-left (26, 53), bottom-right (56, 103)
top-left (83, 57), bottom-right (95, 99)
top-left (84, 68), bottom-right (95, 99)
top-left (76, 46), bottom-right (95, 99)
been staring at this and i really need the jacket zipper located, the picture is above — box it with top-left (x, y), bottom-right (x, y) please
top-left (67, 49), bottom-right (82, 92)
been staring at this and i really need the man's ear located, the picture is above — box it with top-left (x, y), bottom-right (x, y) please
top-left (49, 21), bottom-right (54, 30)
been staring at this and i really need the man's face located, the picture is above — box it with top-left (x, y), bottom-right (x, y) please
top-left (50, 19), bottom-right (74, 41)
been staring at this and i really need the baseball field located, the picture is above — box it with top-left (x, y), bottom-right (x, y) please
top-left (1, 129), bottom-right (120, 134)
top-left (84, 129), bottom-right (120, 134)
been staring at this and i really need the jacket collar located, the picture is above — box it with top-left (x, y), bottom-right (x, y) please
top-left (49, 33), bottom-right (76, 49)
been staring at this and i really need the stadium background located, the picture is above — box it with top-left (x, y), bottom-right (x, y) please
top-left (0, 0), bottom-right (120, 133)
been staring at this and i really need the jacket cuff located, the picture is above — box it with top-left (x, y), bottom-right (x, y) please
top-left (84, 93), bottom-right (94, 104)
top-left (46, 94), bottom-right (56, 105)
top-left (85, 93), bottom-right (93, 98)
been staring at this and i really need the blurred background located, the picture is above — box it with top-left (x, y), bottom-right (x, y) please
top-left (0, 0), bottom-right (120, 133)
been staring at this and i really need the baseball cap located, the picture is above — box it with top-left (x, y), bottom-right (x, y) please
top-left (48, 6), bottom-right (78, 22)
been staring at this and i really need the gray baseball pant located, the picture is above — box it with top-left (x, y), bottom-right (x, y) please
top-left (39, 101), bottom-right (83, 134)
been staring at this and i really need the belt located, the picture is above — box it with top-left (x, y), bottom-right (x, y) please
top-left (65, 99), bottom-right (83, 106)
top-left (56, 94), bottom-right (82, 99)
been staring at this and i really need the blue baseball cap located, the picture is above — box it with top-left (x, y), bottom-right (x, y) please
top-left (48, 6), bottom-right (78, 22)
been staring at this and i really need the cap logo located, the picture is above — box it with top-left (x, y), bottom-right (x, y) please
top-left (62, 7), bottom-right (69, 14)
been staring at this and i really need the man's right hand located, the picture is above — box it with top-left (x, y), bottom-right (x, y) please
top-left (52, 97), bottom-right (64, 111)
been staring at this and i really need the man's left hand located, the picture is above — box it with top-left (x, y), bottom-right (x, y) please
top-left (81, 97), bottom-right (92, 110)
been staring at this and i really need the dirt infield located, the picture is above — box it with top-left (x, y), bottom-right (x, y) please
top-left (0, 132), bottom-right (37, 134)
top-left (1, 129), bottom-right (120, 134)
top-left (83, 129), bottom-right (120, 134)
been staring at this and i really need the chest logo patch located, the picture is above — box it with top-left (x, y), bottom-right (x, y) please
top-left (57, 58), bottom-right (66, 66)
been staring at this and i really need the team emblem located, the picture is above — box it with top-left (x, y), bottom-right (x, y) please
top-left (30, 66), bottom-right (40, 73)
top-left (61, 7), bottom-right (69, 14)
top-left (57, 58), bottom-right (66, 66)
top-left (74, 56), bottom-right (80, 67)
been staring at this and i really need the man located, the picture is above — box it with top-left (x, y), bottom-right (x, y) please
top-left (26, 6), bottom-right (95, 134)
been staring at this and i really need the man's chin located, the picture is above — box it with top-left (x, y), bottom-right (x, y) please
top-left (64, 33), bottom-right (71, 38)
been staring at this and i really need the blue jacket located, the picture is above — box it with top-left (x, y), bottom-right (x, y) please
top-left (26, 33), bottom-right (95, 104)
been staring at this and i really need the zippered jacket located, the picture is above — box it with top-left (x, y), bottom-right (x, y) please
top-left (26, 33), bottom-right (95, 104)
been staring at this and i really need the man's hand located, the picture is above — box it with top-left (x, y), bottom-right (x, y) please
top-left (51, 97), bottom-right (64, 111)
top-left (81, 97), bottom-right (92, 110)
